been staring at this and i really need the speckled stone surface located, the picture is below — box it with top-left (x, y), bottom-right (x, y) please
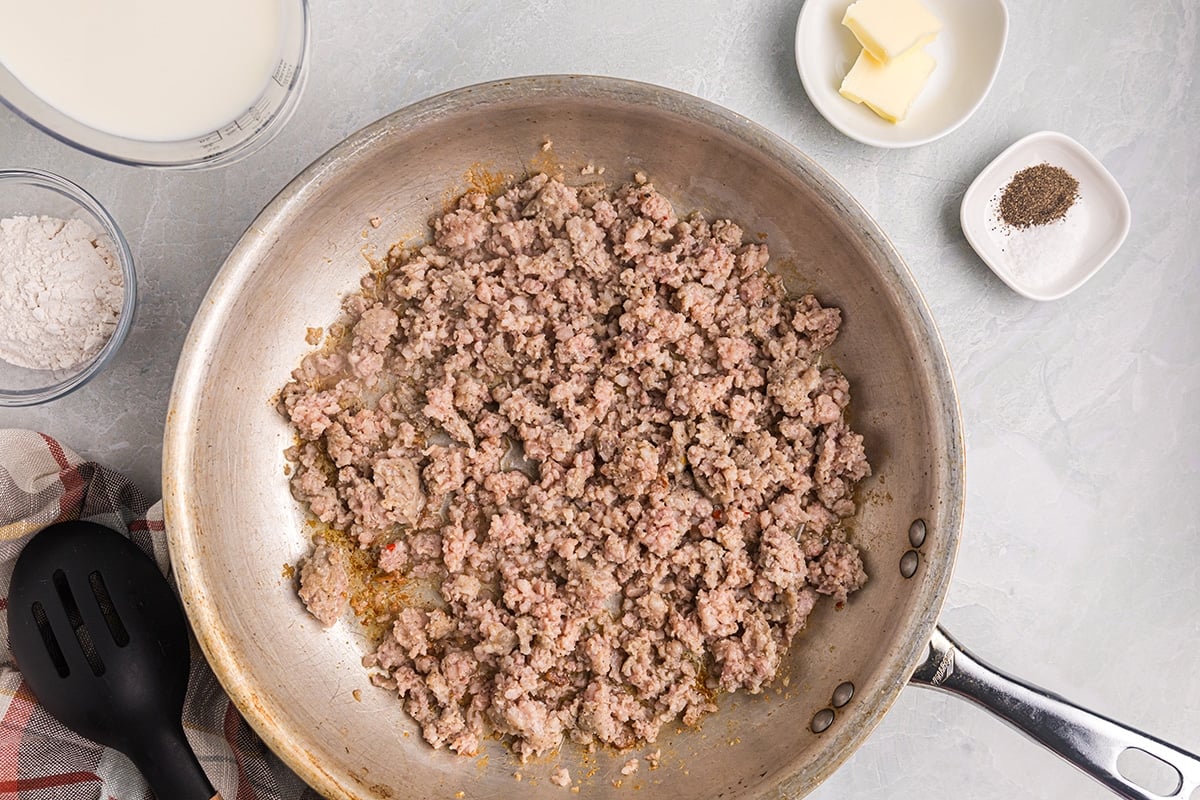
top-left (1, 2), bottom-right (1197, 798)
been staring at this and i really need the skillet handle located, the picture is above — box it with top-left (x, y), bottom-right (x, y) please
top-left (910, 626), bottom-right (1200, 800)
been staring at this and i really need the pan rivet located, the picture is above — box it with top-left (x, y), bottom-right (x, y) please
top-left (900, 550), bottom-right (920, 579)
top-left (810, 708), bottom-right (835, 734)
top-left (908, 519), bottom-right (927, 548)
top-left (832, 681), bottom-right (854, 708)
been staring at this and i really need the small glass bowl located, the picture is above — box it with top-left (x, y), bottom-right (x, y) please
top-left (0, 170), bottom-right (137, 406)
top-left (0, 0), bottom-right (309, 170)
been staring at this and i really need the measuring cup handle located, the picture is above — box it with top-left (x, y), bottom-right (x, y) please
top-left (909, 626), bottom-right (1200, 800)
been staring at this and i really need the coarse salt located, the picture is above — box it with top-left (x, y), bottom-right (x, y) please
top-left (986, 185), bottom-right (1089, 294)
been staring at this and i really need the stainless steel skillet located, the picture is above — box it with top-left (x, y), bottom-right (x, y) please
top-left (162, 76), bottom-right (1199, 800)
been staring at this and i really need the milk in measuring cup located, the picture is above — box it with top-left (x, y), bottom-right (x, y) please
top-left (0, 0), bottom-right (283, 141)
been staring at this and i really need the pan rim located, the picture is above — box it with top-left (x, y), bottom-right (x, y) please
top-left (162, 73), bottom-right (965, 800)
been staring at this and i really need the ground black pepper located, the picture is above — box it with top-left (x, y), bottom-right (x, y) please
top-left (999, 163), bottom-right (1079, 228)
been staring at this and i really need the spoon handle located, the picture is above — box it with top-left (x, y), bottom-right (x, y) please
top-left (128, 719), bottom-right (217, 800)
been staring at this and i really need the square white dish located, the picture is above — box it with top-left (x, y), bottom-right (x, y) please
top-left (795, 0), bottom-right (1008, 148)
top-left (961, 130), bottom-right (1132, 301)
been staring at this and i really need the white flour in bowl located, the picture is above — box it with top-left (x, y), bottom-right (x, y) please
top-left (0, 215), bottom-right (124, 371)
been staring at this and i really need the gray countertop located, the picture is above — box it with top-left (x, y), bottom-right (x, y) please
top-left (2, 1), bottom-right (1197, 798)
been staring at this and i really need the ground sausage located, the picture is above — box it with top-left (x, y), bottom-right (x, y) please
top-left (280, 173), bottom-right (871, 760)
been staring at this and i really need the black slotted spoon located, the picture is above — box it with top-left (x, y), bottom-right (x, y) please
top-left (8, 520), bottom-right (220, 800)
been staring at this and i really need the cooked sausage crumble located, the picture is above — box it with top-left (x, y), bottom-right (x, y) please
top-left (281, 173), bottom-right (870, 759)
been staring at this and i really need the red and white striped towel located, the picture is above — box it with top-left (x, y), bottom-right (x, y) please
top-left (0, 429), bottom-right (320, 800)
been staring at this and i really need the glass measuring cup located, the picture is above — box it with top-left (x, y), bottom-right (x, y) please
top-left (0, 0), bottom-right (309, 170)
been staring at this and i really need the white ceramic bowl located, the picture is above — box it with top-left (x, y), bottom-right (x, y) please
top-left (960, 130), bottom-right (1131, 301)
top-left (795, 0), bottom-right (1009, 148)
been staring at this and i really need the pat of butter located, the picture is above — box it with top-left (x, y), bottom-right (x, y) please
top-left (839, 47), bottom-right (936, 123)
top-left (842, 0), bottom-right (942, 63)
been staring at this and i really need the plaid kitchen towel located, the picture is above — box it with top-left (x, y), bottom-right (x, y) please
top-left (0, 429), bottom-right (322, 800)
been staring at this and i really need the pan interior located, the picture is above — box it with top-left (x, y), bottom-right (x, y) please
top-left (164, 77), bottom-right (963, 800)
